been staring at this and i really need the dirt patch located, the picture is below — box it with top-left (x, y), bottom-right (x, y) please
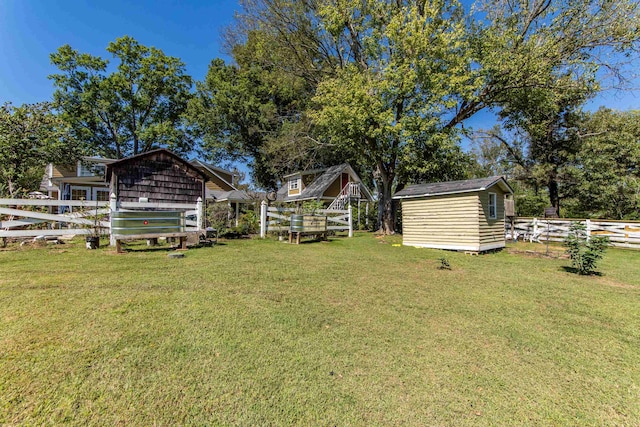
top-left (507, 248), bottom-right (569, 259)
top-left (595, 277), bottom-right (639, 290)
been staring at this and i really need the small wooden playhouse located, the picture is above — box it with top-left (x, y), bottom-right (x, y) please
top-left (393, 176), bottom-right (513, 252)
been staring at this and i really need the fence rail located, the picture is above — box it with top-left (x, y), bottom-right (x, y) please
top-left (509, 217), bottom-right (640, 249)
top-left (259, 202), bottom-right (353, 238)
top-left (1, 196), bottom-right (203, 240)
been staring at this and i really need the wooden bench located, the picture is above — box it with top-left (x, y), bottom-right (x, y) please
top-left (113, 232), bottom-right (188, 253)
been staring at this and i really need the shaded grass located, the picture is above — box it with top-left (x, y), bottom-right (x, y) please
top-left (1, 234), bottom-right (639, 425)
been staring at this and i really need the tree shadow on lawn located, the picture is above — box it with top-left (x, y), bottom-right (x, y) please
top-left (115, 242), bottom-right (227, 253)
top-left (292, 237), bottom-right (341, 244)
top-left (560, 266), bottom-right (603, 276)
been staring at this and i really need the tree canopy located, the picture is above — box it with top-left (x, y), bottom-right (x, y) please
top-left (2, 3), bottom-right (635, 228)
top-left (571, 108), bottom-right (640, 219)
top-left (49, 36), bottom-right (193, 159)
top-left (0, 102), bottom-right (81, 197)
top-left (193, 0), bottom-right (640, 232)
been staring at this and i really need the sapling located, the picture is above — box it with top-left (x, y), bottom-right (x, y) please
top-left (563, 222), bottom-right (609, 275)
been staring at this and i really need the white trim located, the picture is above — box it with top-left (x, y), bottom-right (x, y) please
top-left (77, 160), bottom-right (108, 178)
top-left (70, 186), bottom-right (91, 200)
top-left (403, 242), bottom-right (480, 251)
top-left (0, 199), bottom-right (109, 207)
top-left (93, 187), bottom-right (110, 201)
top-left (288, 177), bottom-right (301, 196)
top-left (47, 163), bottom-right (54, 187)
top-left (479, 241), bottom-right (506, 251)
top-left (488, 192), bottom-right (497, 219)
top-left (402, 241), bottom-right (505, 252)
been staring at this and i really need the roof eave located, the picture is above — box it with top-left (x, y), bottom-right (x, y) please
top-left (191, 159), bottom-right (237, 191)
top-left (393, 187), bottom-right (484, 199)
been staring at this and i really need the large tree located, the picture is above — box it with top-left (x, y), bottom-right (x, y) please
top-left (572, 108), bottom-right (640, 219)
top-left (490, 84), bottom-right (588, 212)
top-left (49, 36), bottom-right (193, 159)
top-left (0, 102), bottom-right (80, 197)
top-left (208, 0), bottom-right (640, 233)
top-left (187, 24), bottom-right (353, 190)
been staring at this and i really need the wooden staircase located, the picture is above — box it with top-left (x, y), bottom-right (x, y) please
top-left (327, 182), bottom-right (361, 211)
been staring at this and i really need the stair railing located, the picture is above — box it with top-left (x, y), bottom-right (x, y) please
top-left (327, 182), bottom-right (361, 210)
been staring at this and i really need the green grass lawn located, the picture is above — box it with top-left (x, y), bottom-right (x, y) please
top-left (1, 233), bottom-right (639, 426)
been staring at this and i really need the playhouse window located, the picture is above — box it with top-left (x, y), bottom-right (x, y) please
top-left (488, 192), bottom-right (497, 219)
top-left (288, 178), bottom-right (299, 191)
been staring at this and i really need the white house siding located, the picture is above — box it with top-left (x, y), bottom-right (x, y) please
top-left (477, 188), bottom-right (507, 251)
top-left (401, 193), bottom-right (480, 250)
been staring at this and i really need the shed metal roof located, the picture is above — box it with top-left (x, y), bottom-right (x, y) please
top-left (393, 176), bottom-right (513, 199)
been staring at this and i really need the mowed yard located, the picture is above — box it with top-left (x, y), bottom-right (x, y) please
top-left (1, 233), bottom-right (639, 426)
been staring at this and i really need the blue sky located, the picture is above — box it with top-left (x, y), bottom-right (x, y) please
top-left (1, 0), bottom-right (638, 164)
top-left (3, 0), bottom-right (639, 108)
top-left (0, 0), bottom-right (239, 105)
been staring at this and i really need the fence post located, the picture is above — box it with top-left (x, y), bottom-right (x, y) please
top-left (532, 217), bottom-right (538, 239)
top-left (586, 219), bottom-right (591, 241)
top-left (260, 200), bottom-right (267, 238)
top-left (109, 193), bottom-right (117, 247)
top-left (196, 197), bottom-right (203, 231)
top-left (348, 202), bottom-right (353, 237)
top-left (365, 202), bottom-right (369, 228)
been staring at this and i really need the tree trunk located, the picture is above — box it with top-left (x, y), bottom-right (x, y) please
top-left (548, 177), bottom-right (559, 213)
top-left (7, 179), bottom-right (15, 198)
top-left (376, 169), bottom-right (395, 235)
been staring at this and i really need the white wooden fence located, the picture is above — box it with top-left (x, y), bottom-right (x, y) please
top-left (509, 217), bottom-right (640, 249)
top-left (0, 195), bottom-right (204, 241)
top-left (259, 201), bottom-right (353, 238)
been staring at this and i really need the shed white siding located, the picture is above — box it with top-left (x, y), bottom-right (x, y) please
top-left (401, 193), bottom-right (480, 250)
top-left (477, 188), bottom-right (508, 251)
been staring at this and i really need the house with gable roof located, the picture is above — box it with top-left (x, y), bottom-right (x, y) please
top-left (190, 159), bottom-right (261, 226)
top-left (41, 152), bottom-right (251, 224)
top-left (277, 163), bottom-right (374, 211)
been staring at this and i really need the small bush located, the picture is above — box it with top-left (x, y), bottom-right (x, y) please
top-left (563, 222), bottom-right (609, 275)
top-left (300, 200), bottom-right (324, 215)
top-left (438, 257), bottom-right (451, 270)
top-left (239, 210), bottom-right (259, 234)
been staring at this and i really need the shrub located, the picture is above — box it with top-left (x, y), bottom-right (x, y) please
top-left (300, 200), bottom-right (324, 215)
top-left (206, 203), bottom-right (230, 231)
top-left (239, 210), bottom-right (259, 234)
top-left (563, 222), bottom-right (609, 275)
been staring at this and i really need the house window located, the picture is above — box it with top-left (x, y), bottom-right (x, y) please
top-left (71, 187), bottom-right (90, 200)
top-left (488, 192), bottom-right (497, 219)
top-left (93, 188), bottom-right (110, 201)
top-left (288, 179), bottom-right (299, 191)
top-left (77, 161), bottom-right (105, 177)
